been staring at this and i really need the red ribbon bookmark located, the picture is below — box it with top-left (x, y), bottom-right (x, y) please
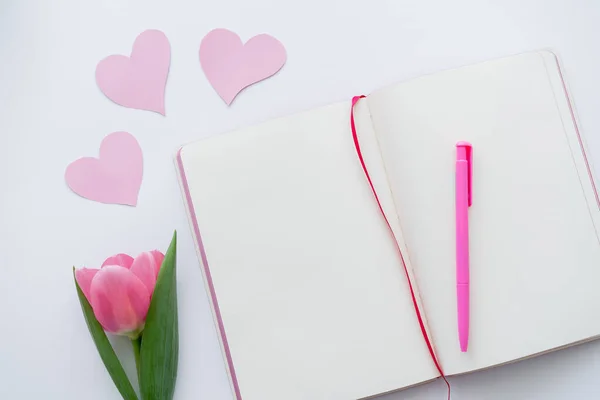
top-left (350, 95), bottom-right (450, 400)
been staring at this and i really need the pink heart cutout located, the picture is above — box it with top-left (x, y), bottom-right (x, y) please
top-left (199, 28), bottom-right (287, 105)
top-left (96, 29), bottom-right (170, 115)
top-left (65, 132), bottom-right (143, 206)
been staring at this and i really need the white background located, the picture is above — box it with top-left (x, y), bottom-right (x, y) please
top-left (1, 0), bottom-right (600, 399)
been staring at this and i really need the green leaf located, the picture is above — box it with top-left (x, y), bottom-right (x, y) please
top-left (139, 231), bottom-right (179, 400)
top-left (73, 268), bottom-right (139, 400)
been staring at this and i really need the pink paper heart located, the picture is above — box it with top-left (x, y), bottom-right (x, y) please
top-left (65, 132), bottom-right (143, 206)
top-left (96, 29), bottom-right (170, 115)
top-left (199, 28), bottom-right (287, 105)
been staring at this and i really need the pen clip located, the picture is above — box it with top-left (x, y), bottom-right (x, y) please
top-left (456, 142), bottom-right (473, 206)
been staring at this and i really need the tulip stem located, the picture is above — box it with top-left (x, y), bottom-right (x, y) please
top-left (132, 337), bottom-right (142, 385)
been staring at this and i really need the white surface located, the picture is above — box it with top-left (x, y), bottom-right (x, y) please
top-left (1, 0), bottom-right (600, 399)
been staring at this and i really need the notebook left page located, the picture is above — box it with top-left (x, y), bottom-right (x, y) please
top-left (176, 101), bottom-right (439, 400)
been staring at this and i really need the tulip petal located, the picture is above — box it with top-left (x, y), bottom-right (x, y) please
top-left (75, 268), bottom-right (98, 304)
top-left (102, 253), bottom-right (134, 269)
top-left (90, 265), bottom-right (150, 334)
top-left (130, 252), bottom-right (158, 294)
top-left (150, 250), bottom-right (165, 277)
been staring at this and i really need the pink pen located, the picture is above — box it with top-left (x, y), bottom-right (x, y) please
top-left (456, 141), bottom-right (472, 352)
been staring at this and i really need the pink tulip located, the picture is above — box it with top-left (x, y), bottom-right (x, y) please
top-left (75, 250), bottom-right (165, 338)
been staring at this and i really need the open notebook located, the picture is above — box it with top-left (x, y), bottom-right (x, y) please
top-left (175, 51), bottom-right (600, 400)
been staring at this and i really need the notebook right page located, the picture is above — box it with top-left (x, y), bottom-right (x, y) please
top-left (366, 51), bottom-right (600, 375)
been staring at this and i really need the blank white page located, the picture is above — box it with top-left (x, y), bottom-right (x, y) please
top-left (177, 101), bottom-right (438, 399)
top-left (366, 51), bottom-right (600, 375)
